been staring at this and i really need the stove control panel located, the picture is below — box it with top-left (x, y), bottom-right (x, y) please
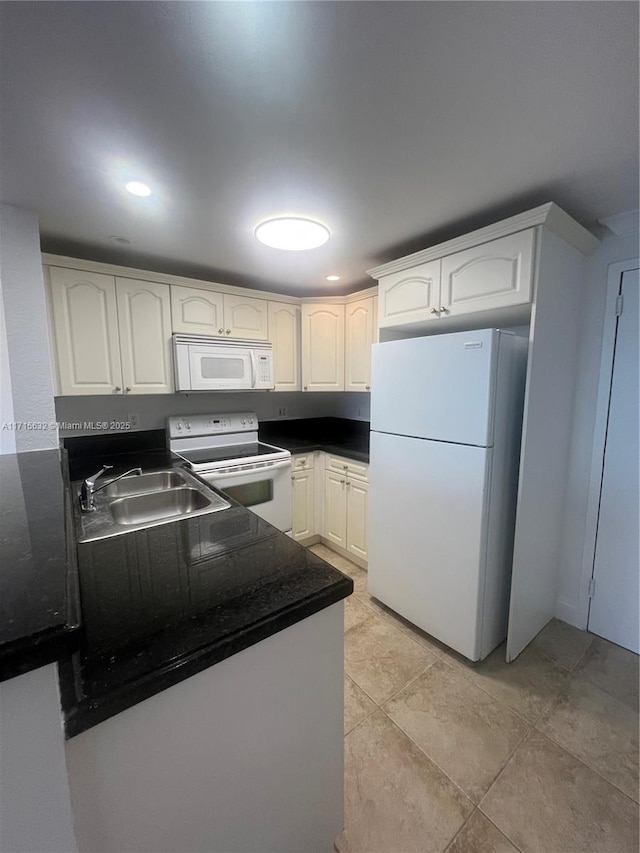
top-left (167, 412), bottom-right (257, 439)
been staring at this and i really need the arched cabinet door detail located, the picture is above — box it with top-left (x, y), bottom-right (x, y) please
top-left (441, 230), bottom-right (534, 317)
top-left (301, 304), bottom-right (345, 391)
top-left (268, 302), bottom-right (301, 391)
top-left (49, 267), bottom-right (123, 395)
top-left (225, 295), bottom-right (269, 340)
top-left (171, 286), bottom-right (224, 336)
top-left (116, 278), bottom-right (173, 394)
top-left (345, 297), bottom-right (375, 391)
top-left (378, 260), bottom-right (441, 328)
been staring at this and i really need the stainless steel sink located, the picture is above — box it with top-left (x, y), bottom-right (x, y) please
top-left (74, 466), bottom-right (230, 543)
top-left (109, 487), bottom-right (212, 526)
top-left (102, 470), bottom-right (185, 498)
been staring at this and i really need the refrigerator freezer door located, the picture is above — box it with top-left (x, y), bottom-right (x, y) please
top-left (367, 430), bottom-right (491, 660)
top-left (370, 329), bottom-right (498, 447)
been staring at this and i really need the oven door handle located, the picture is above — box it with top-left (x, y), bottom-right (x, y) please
top-left (249, 350), bottom-right (257, 388)
top-left (206, 460), bottom-right (291, 480)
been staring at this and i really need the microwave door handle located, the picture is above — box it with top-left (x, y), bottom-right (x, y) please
top-left (249, 350), bottom-right (257, 388)
top-left (205, 460), bottom-right (291, 480)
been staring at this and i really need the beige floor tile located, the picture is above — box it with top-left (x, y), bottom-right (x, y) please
top-left (456, 641), bottom-right (569, 724)
top-left (309, 544), bottom-right (369, 594)
top-left (345, 615), bottom-right (437, 704)
top-left (531, 617), bottom-right (593, 670)
top-left (537, 674), bottom-right (640, 801)
top-left (480, 731), bottom-right (640, 853)
top-left (385, 660), bottom-right (530, 803)
top-left (344, 594), bottom-right (376, 632)
top-left (446, 811), bottom-right (518, 853)
top-left (344, 674), bottom-right (376, 735)
top-left (357, 593), bottom-right (455, 657)
top-left (339, 710), bottom-right (473, 853)
top-left (573, 635), bottom-right (639, 710)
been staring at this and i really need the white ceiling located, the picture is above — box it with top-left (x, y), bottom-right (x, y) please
top-left (1, 1), bottom-right (638, 296)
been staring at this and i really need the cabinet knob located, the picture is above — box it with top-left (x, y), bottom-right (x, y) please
top-left (346, 481), bottom-right (351, 488)
top-left (430, 308), bottom-right (439, 315)
top-left (303, 385), bottom-right (308, 390)
top-left (366, 385), bottom-right (370, 390)
top-left (343, 464), bottom-right (348, 470)
top-left (225, 329), bottom-right (231, 335)
top-left (124, 386), bottom-right (131, 393)
top-left (340, 479), bottom-right (345, 484)
top-left (114, 386), bottom-right (121, 393)
top-left (218, 327), bottom-right (224, 334)
top-left (440, 306), bottom-right (448, 314)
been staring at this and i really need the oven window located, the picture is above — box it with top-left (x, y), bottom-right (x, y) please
top-left (223, 479), bottom-right (273, 508)
top-left (201, 357), bottom-right (245, 380)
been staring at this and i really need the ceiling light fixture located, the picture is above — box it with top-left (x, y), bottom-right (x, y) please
top-left (326, 275), bottom-right (340, 281)
top-left (125, 181), bottom-right (151, 197)
top-left (255, 217), bottom-right (330, 251)
top-left (109, 235), bottom-right (132, 246)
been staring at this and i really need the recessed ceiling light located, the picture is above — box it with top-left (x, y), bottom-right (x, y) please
top-left (326, 275), bottom-right (340, 281)
top-left (125, 181), bottom-right (151, 197)
top-left (109, 235), bottom-right (132, 246)
top-left (255, 217), bottom-right (330, 251)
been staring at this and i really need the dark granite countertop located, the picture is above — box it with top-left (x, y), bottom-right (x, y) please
top-left (0, 449), bottom-right (80, 681)
top-left (259, 417), bottom-right (370, 463)
top-left (59, 431), bottom-right (353, 737)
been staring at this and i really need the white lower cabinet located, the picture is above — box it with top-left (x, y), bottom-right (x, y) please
top-left (323, 457), bottom-right (369, 562)
top-left (292, 468), bottom-right (315, 541)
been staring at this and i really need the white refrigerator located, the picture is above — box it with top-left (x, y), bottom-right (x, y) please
top-left (368, 328), bottom-right (528, 661)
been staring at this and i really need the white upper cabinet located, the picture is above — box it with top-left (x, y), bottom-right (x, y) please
top-left (301, 304), bottom-right (345, 391)
top-left (170, 286), bottom-right (225, 336)
top-left (224, 293), bottom-right (268, 340)
top-left (345, 296), bottom-right (374, 392)
top-left (268, 302), bottom-right (301, 391)
top-left (170, 285), bottom-right (268, 340)
top-left (378, 260), bottom-right (441, 329)
top-left (115, 278), bottom-right (173, 394)
top-left (440, 230), bottom-right (534, 318)
top-left (49, 267), bottom-right (123, 395)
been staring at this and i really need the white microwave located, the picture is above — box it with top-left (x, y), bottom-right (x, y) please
top-left (173, 334), bottom-right (274, 391)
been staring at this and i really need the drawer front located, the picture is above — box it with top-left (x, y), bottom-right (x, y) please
top-left (325, 454), bottom-right (368, 482)
top-left (292, 453), bottom-right (313, 472)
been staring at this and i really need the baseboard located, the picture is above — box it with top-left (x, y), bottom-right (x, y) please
top-left (295, 533), bottom-right (321, 547)
top-left (555, 597), bottom-right (588, 630)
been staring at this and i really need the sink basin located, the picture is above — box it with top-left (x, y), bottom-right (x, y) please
top-left (102, 470), bottom-right (185, 498)
top-left (110, 487), bottom-right (212, 526)
top-left (74, 466), bottom-right (231, 543)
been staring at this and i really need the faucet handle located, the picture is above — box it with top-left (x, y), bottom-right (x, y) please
top-left (87, 464), bottom-right (113, 487)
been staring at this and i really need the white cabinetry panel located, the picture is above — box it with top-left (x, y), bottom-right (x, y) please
top-left (345, 297), bottom-right (374, 392)
top-left (346, 479), bottom-right (368, 561)
top-left (224, 294), bottom-right (268, 340)
top-left (323, 470), bottom-right (347, 548)
top-left (49, 267), bottom-right (122, 395)
top-left (170, 286), bottom-right (224, 336)
top-left (441, 230), bottom-right (534, 317)
top-left (292, 468), bottom-right (315, 541)
top-left (378, 260), bottom-right (441, 328)
top-left (301, 304), bottom-right (345, 391)
top-left (268, 302), bottom-right (301, 391)
top-left (116, 278), bottom-right (173, 394)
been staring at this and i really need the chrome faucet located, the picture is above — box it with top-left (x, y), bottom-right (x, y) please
top-left (79, 465), bottom-right (142, 512)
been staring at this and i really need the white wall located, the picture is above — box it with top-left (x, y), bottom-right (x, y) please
top-left (0, 276), bottom-right (16, 454)
top-left (556, 226), bottom-right (639, 627)
top-left (0, 664), bottom-right (78, 853)
top-left (55, 391), bottom-right (372, 437)
top-left (0, 204), bottom-right (58, 452)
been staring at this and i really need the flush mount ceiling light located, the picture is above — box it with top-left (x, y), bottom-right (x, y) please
top-left (125, 181), bottom-right (151, 197)
top-left (255, 217), bottom-right (330, 251)
top-left (109, 235), bottom-right (132, 246)
top-left (326, 274), bottom-right (340, 281)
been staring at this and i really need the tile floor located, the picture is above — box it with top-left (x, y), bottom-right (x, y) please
top-left (308, 544), bottom-right (640, 853)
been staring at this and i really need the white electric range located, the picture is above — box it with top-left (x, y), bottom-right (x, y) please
top-left (167, 412), bottom-right (292, 532)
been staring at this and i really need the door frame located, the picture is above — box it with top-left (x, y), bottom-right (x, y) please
top-left (578, 258), bottom-right (639, 628)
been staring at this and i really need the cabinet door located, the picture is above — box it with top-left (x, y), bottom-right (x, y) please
top-left (323, 470), bottom-right (347, 548)
top-left (171, 285), bottom-right (225, 336)
top-left (377, 260), bottom-right (441, 328)
top-left (440, 230), bottom-right (534, 318)
top-left (301, 304), bottom-right (345, 391)
top-left (223, 294), bottom-right (269, 340)
top-left (345, 297), bottom-right (374, 392)
top-left (268, 302), bottom-right (301, 391)
top-left (346, 478), bottom-right (368, 561)
top-left (292, 469), bottom-right (315, 541)
top-left (116, 278), bottom-right (173, 394)
top-left (49, 267), bottom-right (123, 395)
